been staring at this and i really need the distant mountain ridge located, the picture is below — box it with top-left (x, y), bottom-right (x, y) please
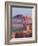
top-left (13, 15), bottom-right (32, 19)
top-left (12, 14), bottom-right (32, 24)
top-left (13, 15), bottom-right (23, 19)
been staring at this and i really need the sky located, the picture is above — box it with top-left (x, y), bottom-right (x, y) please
top-left (12, 7), bottom-right (32, 17)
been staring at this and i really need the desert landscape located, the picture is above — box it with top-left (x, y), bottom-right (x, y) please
top-left (11, 15), bottom-right (32, 38)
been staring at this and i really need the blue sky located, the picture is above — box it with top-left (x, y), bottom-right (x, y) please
top-left (12, 7), bottom-right (32, 17)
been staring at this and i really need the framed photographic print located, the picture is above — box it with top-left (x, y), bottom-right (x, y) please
top-left (5, 2), bottom-right (37, 45)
